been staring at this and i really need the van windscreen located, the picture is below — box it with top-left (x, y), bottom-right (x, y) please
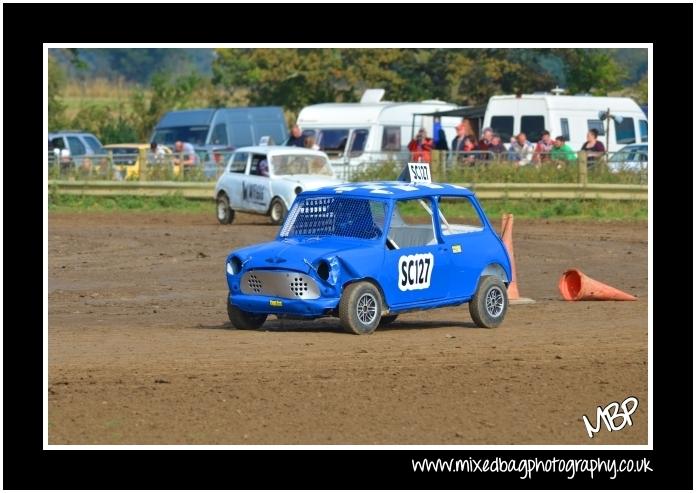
top-left (153, 126), bottom-right (209, 146)
top-left (316, 129), bottom-right (349, 156)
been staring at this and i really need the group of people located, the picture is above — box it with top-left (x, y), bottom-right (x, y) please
top-left (408, 122), bottom-right (603, 168)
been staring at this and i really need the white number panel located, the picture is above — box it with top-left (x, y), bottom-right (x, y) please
top-left (398, 253), bottom-right (434, 291)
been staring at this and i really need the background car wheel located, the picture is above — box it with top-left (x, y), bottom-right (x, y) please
top-left (379, 314), bottom-right (398, 327)
top-left (227, 299), bottom-right (267, 330)
top-left (216, 194), bottom-right (235, 225)
top-left (269, 198), bottom-right (287, 225)
top-left (339, 282), bottom-right (383, 335)
top-left (468, 275), bottom-right (508, 329)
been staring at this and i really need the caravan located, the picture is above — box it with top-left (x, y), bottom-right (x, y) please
top-left (482, 93), bottom-right (648, 152)
top-left (296, 89), bottom-right (461, 177)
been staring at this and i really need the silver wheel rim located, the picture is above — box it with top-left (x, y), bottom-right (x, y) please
top-left (485, 286), bottom-right (504, 318)
top-left (356, 293), bottom-right (377, 325)
top-left (217, 201), bottom-right (226, 220)
top-left (271, 202), bottom-right (283, 221)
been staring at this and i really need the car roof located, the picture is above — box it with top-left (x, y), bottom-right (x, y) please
top-left (233, 145), bottom-right (328, 156)
top-left (304, 181), bottom-right (474, 199)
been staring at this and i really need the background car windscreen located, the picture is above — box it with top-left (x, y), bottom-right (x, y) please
top-left (108, 147), bottom-right (139, 165)
top-left (152, 126), bottom-right (209, 146)
top-left (280, 196), bottom-right (386, 239)
top-left (271, 155), bottom-right (333, 176)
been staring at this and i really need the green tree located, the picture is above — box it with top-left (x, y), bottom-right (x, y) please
top-left (557, 49), bottom-right (626, 95)
top-left (48, 55), bottom-right (68, 130)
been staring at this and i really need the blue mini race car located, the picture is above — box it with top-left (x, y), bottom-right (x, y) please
top-left (224, 171), bottom-right (512, 334)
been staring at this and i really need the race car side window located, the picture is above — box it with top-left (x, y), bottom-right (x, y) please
top-left (436, 196), bottom-right (484, 236)
top-left (228, 152), bottom-right (248, 173)
top-left (387, 199), bottom-right (437, 249)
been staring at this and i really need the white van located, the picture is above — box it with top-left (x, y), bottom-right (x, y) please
top-left (296, 89), bottom-right (461, 177)
top-left (482, 94), bottom-right (648, 152)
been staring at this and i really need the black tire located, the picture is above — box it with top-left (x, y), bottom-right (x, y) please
top-left (379, 314), bottom-right (398, 327)
top-left (339, 282), bottom-right (383, 335)
top-left (269, 198), bottom-right (287, 225)
top-left (468, 275), bottom-right (508, 328)
top-left (227, 299), bottom-right (267, 330)
top-left (216, 194), bottom-right (235, 225)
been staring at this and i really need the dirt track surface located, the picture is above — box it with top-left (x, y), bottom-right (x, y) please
top-left (48, 211), bottom-right (648, 445)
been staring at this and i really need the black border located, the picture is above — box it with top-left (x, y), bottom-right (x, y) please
top-left (4, 2), bottom-right (693, 490)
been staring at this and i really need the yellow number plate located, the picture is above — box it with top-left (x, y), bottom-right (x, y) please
top-left (269, 300), bottom-right (283, 307)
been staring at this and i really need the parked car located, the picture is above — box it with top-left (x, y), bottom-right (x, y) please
top-left (103, 143), bottom-right (175, 180)
top-left (48, 130), bottom-right (106, 170)
top-left (223, 165), bottom-right (512, 334)
top-left (215, 146), bottom-right (343, 225)
top-left (607, 143), bottom-right (648, 173)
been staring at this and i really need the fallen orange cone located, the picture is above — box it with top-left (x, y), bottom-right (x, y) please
top-left (558, 268), bottom-right (637, 301)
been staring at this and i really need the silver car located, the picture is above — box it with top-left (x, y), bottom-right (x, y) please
top-left (214, 146), bottom-right (343, 225)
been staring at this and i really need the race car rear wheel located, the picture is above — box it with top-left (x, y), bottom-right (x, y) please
top-left (339, 282), bottom-right (383, 335)
top-left (468, 275), bottom-right (508, 329)
top-left (227, 299), bottom-right (267, 330)
top-left (216, 194), bottom-right (235, 225)
top-left (269, 198), bottom-right (287, 225)
top-left (379, 314), bottom-right (398, 327)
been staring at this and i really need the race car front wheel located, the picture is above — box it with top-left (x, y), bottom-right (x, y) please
top-left (468, 275), bottom-right (508, 328)
top-left (339, 282), bottom-right (383, 335)
top-left (227, 299), bottom-right (267, 330)
top-left (216, 194), bottom-right (235, 225)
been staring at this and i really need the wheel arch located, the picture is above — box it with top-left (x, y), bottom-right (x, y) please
top-left (266, 195), bottom-right (290, 215)
top-left (342, 277), bottom-right (389, 312)
top-left (480, 263), bottom-right (510, 286)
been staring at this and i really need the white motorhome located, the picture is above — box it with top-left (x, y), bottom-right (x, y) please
top-left (482, 93), bottom-right (648, 152)
top-left (296, 89), bottom-right (461, 177)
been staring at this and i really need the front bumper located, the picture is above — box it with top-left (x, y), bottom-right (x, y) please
top-left (229, 293), bottom-right (340, 318)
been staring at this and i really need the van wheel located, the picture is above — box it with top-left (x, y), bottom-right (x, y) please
top-left (339, 282), bottom-right (383, 335)
top-left (227, 299), bottom-right (267, 330)
top-left (379, 314), bottom-right (398, 327)
top-left (269, 198), bottom-right (287, 225)
top-left (216, 194), bottom-right (234, 224)
top-left (468, 276), bottom-right (508, 328)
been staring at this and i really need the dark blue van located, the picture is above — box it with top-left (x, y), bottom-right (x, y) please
top-left (151, 107), bottom-right (288, 177)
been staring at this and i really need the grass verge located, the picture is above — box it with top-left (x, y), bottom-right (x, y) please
top-left (48, 193), bottom-right (647, 220)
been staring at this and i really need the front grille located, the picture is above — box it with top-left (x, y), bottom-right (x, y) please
top-left (240, 270), bottom-right (321, 299)
top-left (247, 274), bottom-right (263, 293)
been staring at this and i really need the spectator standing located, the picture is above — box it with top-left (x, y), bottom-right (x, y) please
top-left (407, 128), bottom-right (433, 163)
top-left (580, 129), bottom-right (606, 167)
top-left (550, 136), bottom-right (578, 165)
top-left (533, 130), bottom-right (555, 166)
top-left (476, 127), bottom-right (494, 160)
top-left (509, 133), bottom-right (535, 166)
top-left (286, 124), bottom-right (305, 147)
top-left (451, 122), bottom-right (467, 152)
top-left (173, 140), bottom-right (198, 173)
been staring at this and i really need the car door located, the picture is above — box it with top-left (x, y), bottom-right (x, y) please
top-left (434, 195), bottom-right (491, 299)
top-left (382, 198), bottom-right (451, 309)
top-left (225, 152), bottom-right (249, 210)
top-left (240, 153), bottom-right (271, 213)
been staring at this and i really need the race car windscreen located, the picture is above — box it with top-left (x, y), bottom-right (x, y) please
top-left (271, 155), bottom-right (334, 177)
top-left (280, 196), bottom-right (386, 240)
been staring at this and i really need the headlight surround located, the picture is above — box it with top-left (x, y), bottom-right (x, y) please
top-left (227, 256), bottom-right (243, 275)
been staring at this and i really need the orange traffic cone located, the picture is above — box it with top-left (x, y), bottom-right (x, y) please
top-left (500, 214), bottom-right (534, 304)
top-left (558, 269), bottom-right (637, 301)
